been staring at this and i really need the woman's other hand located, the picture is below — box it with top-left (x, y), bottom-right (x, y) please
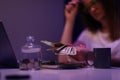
top-left (69, 48), bottom-right (93, 67)
top-left (65, 0), bottom-right (79, 23)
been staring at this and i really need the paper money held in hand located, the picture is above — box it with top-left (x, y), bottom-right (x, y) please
top-left (41, 40), bottom-right (77, 55)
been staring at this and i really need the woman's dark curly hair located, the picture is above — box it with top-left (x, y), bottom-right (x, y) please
top-left (79, 0), bottom-right (120, 41)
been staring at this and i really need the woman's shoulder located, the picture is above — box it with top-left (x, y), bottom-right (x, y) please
top-left (79, 29), bottom-right (94, 37)
top-left (76, 29), bottom-right (92, 40)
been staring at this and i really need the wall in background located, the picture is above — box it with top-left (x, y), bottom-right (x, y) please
top-left (0, 0), bottom-right (64, 61)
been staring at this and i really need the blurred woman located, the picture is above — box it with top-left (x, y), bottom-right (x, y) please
top-left (59, 0), bottom-right (120, 67)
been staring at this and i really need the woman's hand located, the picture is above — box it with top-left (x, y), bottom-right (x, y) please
top-left (69, 47), bottom-right (94, 67)
top-left (65, 0), bottom-right (79, 23)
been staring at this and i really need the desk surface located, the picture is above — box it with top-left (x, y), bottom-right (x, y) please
top-left (0, 66), bottom-right (120, 80)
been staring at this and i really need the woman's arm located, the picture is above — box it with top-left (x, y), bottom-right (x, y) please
top-left (59, 0), bottom-right (79, 63)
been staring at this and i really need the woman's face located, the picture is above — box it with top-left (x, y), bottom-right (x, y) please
top-left (83, 0), bottom-right (106, 22)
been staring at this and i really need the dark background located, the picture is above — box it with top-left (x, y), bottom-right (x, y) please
top-left (0, 0), bottom-right (84, 62)
top-left (0, 0), bottom-right (64, 61)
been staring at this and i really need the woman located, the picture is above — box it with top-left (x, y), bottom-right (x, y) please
top-left (59, 0), bottom-right (120, 67)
